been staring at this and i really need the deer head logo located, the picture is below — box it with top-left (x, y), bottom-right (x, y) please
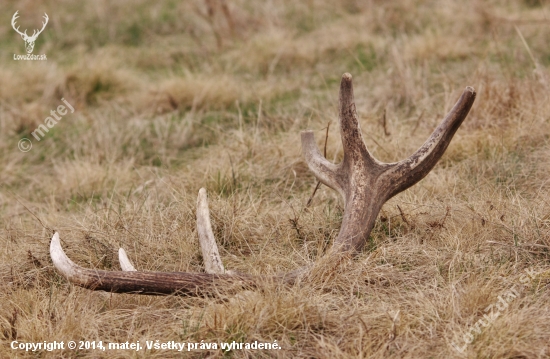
top-left (11, 11), bottom-right (49, 54)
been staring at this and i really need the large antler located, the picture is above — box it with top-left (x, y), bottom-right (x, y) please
top-left (50, 73), bottom-right (476, 296)
top-left (302, 73), bottom-right (476, 252)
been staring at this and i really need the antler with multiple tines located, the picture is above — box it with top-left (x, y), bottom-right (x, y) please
top-left (50, 73), bottom-right (476, 296)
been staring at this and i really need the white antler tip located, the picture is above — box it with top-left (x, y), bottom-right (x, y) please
top-left (199, 187), bottom-right (207, 197)
top-left (118, 248), bottom-right (137, 271)
top-left (50, 232), bottom-right (79, 279)
top-left (51, 231), bottom-right (60, 246)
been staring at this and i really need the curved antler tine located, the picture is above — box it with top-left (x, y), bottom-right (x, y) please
top-left (301, 131), bottom-right (344, 197)
top-left (118, 248), bottom-right (136, 271)
top-left (51, 232), bottom-right (94, 285)
top-left (197, 188), bottom-right (228, 274)
top-left (50, 232), bottom-right (252, 295)
top-left (385, 87), bottom-right (476, 198)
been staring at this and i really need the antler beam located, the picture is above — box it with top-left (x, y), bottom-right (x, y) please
top-left (50, 73), bottom-right (476, 296)
top-left (50, 233), bottom-right (255, 296)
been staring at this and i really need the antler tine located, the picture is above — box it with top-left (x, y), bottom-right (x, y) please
top-left (384, 87), bottom-right (476, 199)
top-left (301, 131), bottom-right (345, 198)
top-left (118, 248), bottom-right (136, 271)
top-left (196, 188), bottom-right (229, 274)
top-left (338, 73), bottom-right (376, 167)
top-left (51, 232), bottom-right (95, 285)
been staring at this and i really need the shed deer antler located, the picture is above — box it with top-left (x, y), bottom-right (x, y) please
top-left (50, 73), bottom-right (476, 296)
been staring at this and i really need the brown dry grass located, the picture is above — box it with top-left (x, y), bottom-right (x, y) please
top-left (1, 0), bottom-right (550, 358)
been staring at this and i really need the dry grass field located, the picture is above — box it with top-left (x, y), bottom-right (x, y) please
top-left (1, 0), bottom-right (550, 357)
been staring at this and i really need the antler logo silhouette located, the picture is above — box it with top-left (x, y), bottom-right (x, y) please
top-left (11, 11), bottom-right (49, 54)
